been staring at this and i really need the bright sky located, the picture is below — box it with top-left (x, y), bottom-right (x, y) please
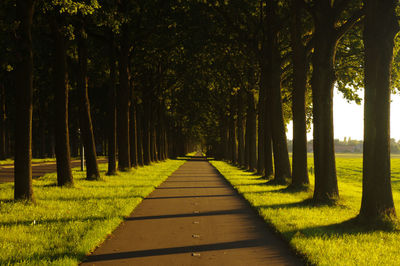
top-left (287, 88), bottom-right (400, 141)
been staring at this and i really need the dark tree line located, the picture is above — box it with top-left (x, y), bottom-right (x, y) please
top-left (4, 0), bottom-right (400, 225)
top-left (200, 0), bottom-right (399, 225)
top-left (6, 0), bottom-right (199, 202)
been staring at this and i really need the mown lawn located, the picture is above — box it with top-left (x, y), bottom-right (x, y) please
top-left (211, 155), bottom-right (400, 266)
top-left (0, 159), bottom-right (185, 265)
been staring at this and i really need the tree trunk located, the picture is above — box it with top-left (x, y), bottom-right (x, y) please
top-left (311, 4), bottom-right (339, 202)
top-left (237, 91), bottom-right (245, 166)
top-left (150, 105), bottom-right (158, 162)
top-left (76, 22), bottom-right (100, 180)
top-left (136, 104), bottom-right (144, 166)
top-left (244, 96), bottom-right (250, 168)
top-left (130, 99), bottom-right (138, 168)
top-left (156, 105), bottom-right (164, 161)
top-left (38, 102), bottom-right (47, 158)
top-left (222, 119), bottom-right (229, 160)
top-left (257, 70), bottom-right (265, 174)
top-left (14, 0), bottom-right (35, 201)
top-left (263, 87), bottom-right (274, 178)
top-left (51, 15), bottom-right (74, 187)
top-left (290, 0), bottom-right (309, 188)
top-left (143, 99), bottom-right (151, 165)
top-left (229, 101), bottom-right (237, 164)
top-left (117, 25), bottom-right (131, 171)
top-left (0, 83), bottom-right (6, 160)
top-left (107, 35), bottom-right (117, 175)
top-left (246, 91), bottom-right (257, 172)
top-left (359, 0), bottom-right (399, 222)
top-left (267, 1), bottom-right (291, 184)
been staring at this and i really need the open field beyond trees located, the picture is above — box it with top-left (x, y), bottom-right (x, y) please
top-left (0, 160), bottom-right (184, 265)
top-left (212, 155), bottom-right (400, 266)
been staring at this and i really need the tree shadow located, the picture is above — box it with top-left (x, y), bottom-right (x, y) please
top-left (0, 215), bottom-right (111, 227)
top-left (266, 186), bottom-right (311, 194)
top-left (82, 239), bottom-right (266, 263)
top-left (285, 217), bottom-right (399, 241)
top-left (42, 183), bottom-right (58, 187)
top-left (38, 194), bottom-right (145, 202)
top-left (256, 197), bottom-right (344, 210)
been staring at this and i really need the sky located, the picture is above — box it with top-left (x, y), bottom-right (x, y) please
top-left (287, 88), bottom-right (400, 141)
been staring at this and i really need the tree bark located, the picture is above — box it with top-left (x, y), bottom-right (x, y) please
top-left (14, 0), bottom-right (35, 201)
top-left (229, 97), bottom-right (237, 164)
top-left (0, 83), bottom-right (6, 160)
top-left (246, 91), bottom-right (257, 172)
top-left (107, 35), bottom-right (117, 175)
top-left (311, 3), bottom-right (339, 201)
top-left (222, 119), bottom-right (229, 160)
top-left (150, 105), bottom-right (158, 162)
top-left (290, 0), bottom-right (309, 188)
top-left (51, 15), bottom-right (74, 187)
top-left (263, 84), bottom-right (274, 178)
top-left (267, 1), bottom-right (291, 184)
top-left (136, 104), bottom-right (144, 166)
top-left (76, 21), bottom-right (100, 180)
top-left (143, 99), bottom-right (151, 165)
top-left (130, 98), bottom-right (138, 168)
top-left (359, 0), bottom-right (399, 222)
top-left (257, 70), bottom-right (265, 174)
top-left (117, 25), bottom-right (131, 171)
top-left (237, 90), bottom-right (245, 166)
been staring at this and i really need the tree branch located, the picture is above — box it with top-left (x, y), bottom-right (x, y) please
top-left (335, 6), bottom-right (365, 41)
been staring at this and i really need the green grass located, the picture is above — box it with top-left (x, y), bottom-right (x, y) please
top-left (0, 159), bottom-right (185, 265)
top-left (211, 155), bottom-right (400, 266)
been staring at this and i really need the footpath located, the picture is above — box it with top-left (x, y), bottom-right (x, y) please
top-left (81, 156), bottom-right (303, 265)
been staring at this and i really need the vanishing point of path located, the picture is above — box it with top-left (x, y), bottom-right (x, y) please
top-left (81, 156), bottom-right (304, 266)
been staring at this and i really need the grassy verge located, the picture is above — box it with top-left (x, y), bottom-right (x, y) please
top-left (211, 157), bottom-right (400, 266)
top-left (0, 159), bottom-right (185, 265)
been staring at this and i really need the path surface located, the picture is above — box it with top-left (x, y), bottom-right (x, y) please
top-left (81, 157), bottom-right (303, 266)
top-left (0, 159), bottom-right (107, 183)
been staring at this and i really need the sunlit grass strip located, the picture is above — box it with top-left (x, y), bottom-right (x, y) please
top-left (0, 159), bottom-right (185, 265)
top-left (211, 159), bottom-right (400, 266)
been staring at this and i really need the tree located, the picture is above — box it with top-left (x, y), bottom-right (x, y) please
top-left (306, 0), bottom-right (363, 202)
top-left (76, 19), bottom-right (100, 180)
top-left (107, 33), bottom-right (117, 175)
top-left (359, 0), bottom-right (399, 223)
top-left (245, 89), bottom-right (257, 171)
top-left (50, 14), bottom-right (74, 186)
top-left (116, 22), bottom-right (131, 171)
top-left (290, 0), bottom-right (310, 188)
top-left (14, 0), bottom-right (35, 201)
top-left (265, 0), bottom-right (291, 184)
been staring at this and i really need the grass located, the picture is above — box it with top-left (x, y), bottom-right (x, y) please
top-left (211, 155), bottom-right (400, 266)
top-left (0, 159), bottom-right (185, 265)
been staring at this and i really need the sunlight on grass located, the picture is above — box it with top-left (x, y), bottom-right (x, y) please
top-left (211, 156), bottom-right (400, 266)
top-left (0, 159), bottom-right (185, 265)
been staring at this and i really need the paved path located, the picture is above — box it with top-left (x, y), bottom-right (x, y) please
top-left (81, 157), bottom-right (303, 266)
top-left (0, 159), bottom-right (107, 183)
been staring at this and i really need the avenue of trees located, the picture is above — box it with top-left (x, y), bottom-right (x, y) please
top-left (3, 0), bottom-right (400, 225)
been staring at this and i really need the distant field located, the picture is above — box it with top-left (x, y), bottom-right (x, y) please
top-left (212, 155), bottom-right (400, 266)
